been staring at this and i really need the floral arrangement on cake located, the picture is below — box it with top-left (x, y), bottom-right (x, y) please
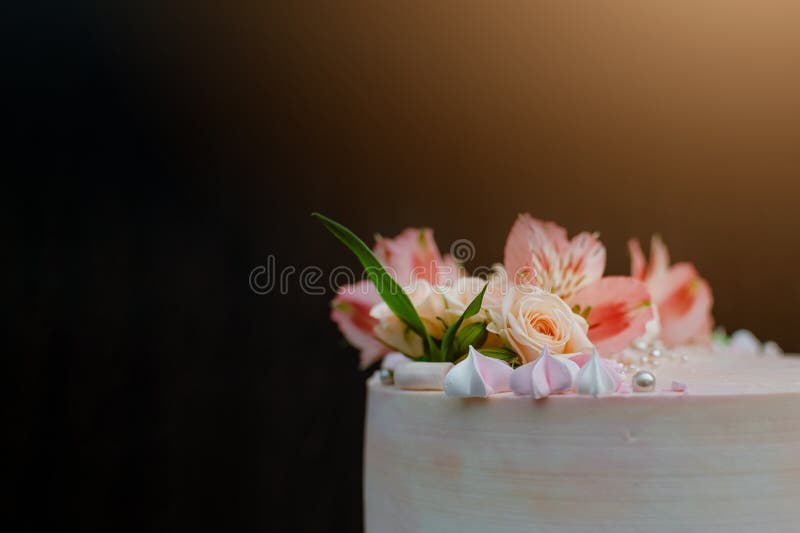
top-left (317, 213), bottom-right (787, 397)
top-left (316, 211), bottom-right (714, 377)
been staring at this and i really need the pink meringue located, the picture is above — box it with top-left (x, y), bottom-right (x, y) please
top-left (444, 346), bottom-right (513, 398)
top-left (510, 345), bottom-right (579, 399)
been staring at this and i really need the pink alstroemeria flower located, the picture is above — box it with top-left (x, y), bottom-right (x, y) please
top-left (568, 276), bottom-right (655, 356)
top-left (628, 236), bottom-right (714, 347)
top-left (374, 228), bottom-right (461, 287)
top-left (504, 213), bottom-right (606, 300)
top-left (503, 214), bottom-right (652, 356)
top-left (332, 228), bottom-right (460, 368)
top-left (331, 280), bottom-right (385, 369)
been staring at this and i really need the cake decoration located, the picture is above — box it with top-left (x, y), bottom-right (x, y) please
top-left (632, 369), bottom-right (657, 392)
top-left (394, 362), bottom-right (453, 390)
top-left (443, 346), bottom-right (512, 397)
top-left (378, 369), bottom-right (394, 385)
top-left (670, 380), bottom-right (688, 393)
top-left (510, 345), bottom-right (580, 398)
top-left (576, 348), bottom-right (618, 396)
top-left (380, 352), bottom-right (412, 371)
top-left (313, 211), bottom-right (739, 400)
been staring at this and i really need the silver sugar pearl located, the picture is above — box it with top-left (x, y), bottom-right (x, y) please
top-left (633, 370), bottom-right (656, 392)
top-left (379, 369), bottom-right (394, 385)
top-left (650, 348), bottom-right (663, 359)
top-left (633, 339), bottom-right (649, 351)
top-left (641, 355), bottom-right (651, 365)
top-left (680, 354), bottom-right (690, 363)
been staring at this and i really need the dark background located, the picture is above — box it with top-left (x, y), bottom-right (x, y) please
top-left (10, 2), bottom-right (800, 531)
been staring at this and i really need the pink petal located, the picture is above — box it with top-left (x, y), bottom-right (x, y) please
top-left (648, 235), bottom-right (671, 280)
top-left (656, 263), bottom-right (714, 346)
top-left (502, 213), bottom-right (606, 299)
top-left (503, 214), bottom-right (568, 284)
top-left (330, 281), bottom-right (389, 368)
top-left (373, 228), bottom-right (441, 286)
top-left (628, 239), bottom-right (647, 281)
top-left (438, 254), bottom-right (463, 285)
top-left (568, 277), bottom-right (654, 356)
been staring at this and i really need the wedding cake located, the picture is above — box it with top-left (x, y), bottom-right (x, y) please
top-left (315, 212), bottom-right (794, 532)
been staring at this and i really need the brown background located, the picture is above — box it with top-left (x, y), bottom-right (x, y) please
top-left (11, 2), bottom-right (800, 531)
top-left (113, 0), bottom-right (800, 344)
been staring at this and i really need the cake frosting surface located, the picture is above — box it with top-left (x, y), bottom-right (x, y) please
top-left (314, 212), bottom-right (793, 531)
top-left (365, 350), bottom-right (800, 532)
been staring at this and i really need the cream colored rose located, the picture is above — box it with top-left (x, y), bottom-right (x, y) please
top-left (487, 283), bottom-right (593, 363)
top-left (370, 280), bottom-right (446, 358)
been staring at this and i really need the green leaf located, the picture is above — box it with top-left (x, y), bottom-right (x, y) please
top-left (477, 347), bottom-right (521, 366)
top-left (312, 213), bottom-right (438, 359)
top-left (440, 284), bottom-right (488, 361)
top-left (451, 321), bottom-right (488, 360)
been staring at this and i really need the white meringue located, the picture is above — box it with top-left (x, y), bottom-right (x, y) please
top-left (444, 346), bottom-right (513, 398)
top-left (576, 348), bottom-right (616, 397)
top-left (729, 329), bottom-right (762, 355)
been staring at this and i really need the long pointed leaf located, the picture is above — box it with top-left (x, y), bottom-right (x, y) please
top-left (477, 347), bottom-right (520, 365)
top-left (312, 213), bottom-right (438, 358)
top-left (440, 284), bottom-right (487, 361)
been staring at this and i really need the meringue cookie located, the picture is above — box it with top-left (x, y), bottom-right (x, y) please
top-left (729, 329), bottom-right (762, 354)
top-left (570, 351), bottom-right (623, 390)
top-left (510, 345), bottom-right (579, 399)
top-left (576, 348), bottom-right (616, 397)
top-left (444, 346), bottom-right (513, 398)
top-left (394, 362), bottom-right (453, 390)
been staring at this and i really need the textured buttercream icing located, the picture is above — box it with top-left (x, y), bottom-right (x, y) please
top-left (364, 349), bottom-right (800, 532)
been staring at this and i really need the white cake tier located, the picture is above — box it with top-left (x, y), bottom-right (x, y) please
top-left (364, 350), bottom-right (800, 532)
